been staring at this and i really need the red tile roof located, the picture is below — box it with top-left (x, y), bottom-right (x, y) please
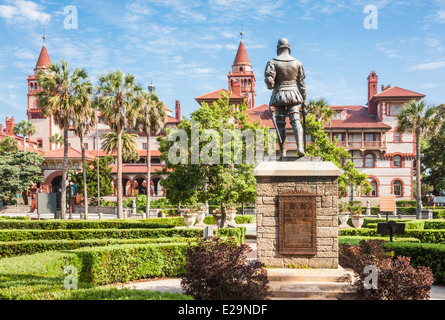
top-left (195, 89), bottom-right (244, 101)
top-left (246, 104), bottom-right (392, 130)
top-left (167, 116), bottom-right (180, 124)
top-left (43, 147), bottom-right (95, 160)
top-left (85, 149), bottom-right (162, 158)
top-left (326, 105), bottom-right (392, 129)
top-left (35, 45), bottom-right (51, 70)
top-left (371, 86), bottom-right (425, 101)
top-left (233, 41), bottom-right (251, 66)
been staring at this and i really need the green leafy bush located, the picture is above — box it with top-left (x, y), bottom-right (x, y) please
top-left (385, 242), bottom-right (445, 284)
top-left (396, 200), bottom-right (417, 208)
top-left (0, 216), bottom-right (29, 220)
top-left (181, 236), bottom-right (269, 300)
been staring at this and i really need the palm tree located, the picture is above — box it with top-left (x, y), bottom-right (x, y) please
top-left (96, 70), bottom-right (142, 218)
top-left (72, 84), bottom-right (95, 220)
top-left (13, 120), bottom-right (36, 152)
top-left (49, 133), bottom-right (64, 149)
top-left (397, 100), bottom-right (440, 219)
top-left (36, 60), bottom-right (91, 220)
top-left (101, 131), bottom-right (140, 163)
top-left (307, 98), bottom-right (334, 124)
top-left (135, 91), bottom-right (167, 218)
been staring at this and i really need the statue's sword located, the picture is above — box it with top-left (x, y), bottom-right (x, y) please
top-left (302, 104), bottom-right (306, 153)
top-left (268, 105), bottom-right (283, 145)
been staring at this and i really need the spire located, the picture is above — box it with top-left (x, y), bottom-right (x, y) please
top-left (233, 40), bottom-right (251, 66)
top-left (35, 33), bottom-right (51, 70)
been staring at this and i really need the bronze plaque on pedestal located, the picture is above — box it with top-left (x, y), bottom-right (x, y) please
top-left (278, 194), bottom-right (316, 255)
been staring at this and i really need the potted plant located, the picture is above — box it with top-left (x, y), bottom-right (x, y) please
top-left (349, 204), bottom-right (365, 228)
top-left (195, 203), bottom-right (207, 227)
top-left (182, 208), bottom-right (197, 228)
top-left (338, 201), bottom-right (350, 228)
top-left (226, 204), bottom-right (237, 225)
top-left (212, 208), bottom-right (222, 228)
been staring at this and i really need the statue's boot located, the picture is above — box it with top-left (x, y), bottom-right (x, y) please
top-left (276, 117), bottom-right (287, 161)
top-left (289, 112), bottom-right (306, 158)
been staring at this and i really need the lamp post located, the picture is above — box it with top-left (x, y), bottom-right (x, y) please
top-left (68, 173), bottom-right (72, 220)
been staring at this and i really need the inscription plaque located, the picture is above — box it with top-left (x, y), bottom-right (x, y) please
top-left (278, 194), bottom-right (316, 255)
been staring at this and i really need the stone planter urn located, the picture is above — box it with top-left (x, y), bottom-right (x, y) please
top-left (183, 213), bottom-right (198, 228)
top-left (226, 209), bottom-right (237, 225)
top-left (338, 212), bottom-right (350, 228)
top-left (212, 214), bottom-right (222, 228)
top-left (195, 211), bottom-right (206, 227)
top-left (351, 215), bottom-right (365, 229)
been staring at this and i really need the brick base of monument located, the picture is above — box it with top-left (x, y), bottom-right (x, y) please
top-left (254, 161), bottom-right (341, 269)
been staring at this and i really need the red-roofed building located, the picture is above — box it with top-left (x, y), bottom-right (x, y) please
top-left (246, 71), bottom-right (421, 205)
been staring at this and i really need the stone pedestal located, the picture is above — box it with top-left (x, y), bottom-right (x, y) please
top-left (254, 160), bottom-right (341, 269)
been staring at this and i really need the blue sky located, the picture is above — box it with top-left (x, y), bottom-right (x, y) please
top-left (0, 0), bottom-right (444, 123)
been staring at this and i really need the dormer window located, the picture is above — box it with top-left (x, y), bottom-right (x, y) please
top-left (334, 111), bottom-right (343, 119)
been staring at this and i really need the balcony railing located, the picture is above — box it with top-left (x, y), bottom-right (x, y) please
top-left (333, 140), bottom-right (386, 150)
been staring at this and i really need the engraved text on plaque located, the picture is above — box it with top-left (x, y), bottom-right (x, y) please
top-left (278, 194), bottom-right (316, 255)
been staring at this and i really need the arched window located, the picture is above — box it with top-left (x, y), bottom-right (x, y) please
top-left (393, 180), bottom-right (403, 197)
top-left (367, 179), bottom-right (377, 197)
top-left (30, 83), bottom-right (34, 91)
top-left (394, 155), bottom-right (402, 168)
top-left (364, 153), bottom-right (375, 168)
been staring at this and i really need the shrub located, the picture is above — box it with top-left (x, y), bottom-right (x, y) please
top-left (386, 242), bottom-right (445, 284)
top-left (0, 228), bottom-right (203, 242)
top-left (0, 219), bottom-right (179, 230)
top-left (0, 237), bottom-right (196, 258)
top-left (396, 200), bottom-right (417, 208)
top-left (181, 236), bottom-right (269, 300)
top-left (339, 240), bottom-right (434, 300)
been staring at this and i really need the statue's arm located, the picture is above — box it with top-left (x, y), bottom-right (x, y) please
top-left (264, 60), bottom-right (276, 90)
top-left (297, 64), bottom-right (307, 104)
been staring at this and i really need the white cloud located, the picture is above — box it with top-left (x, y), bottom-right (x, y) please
top-left (409, 61), bottom-right (445, 71)
top-left (0, 0), bottom-right (50, 24)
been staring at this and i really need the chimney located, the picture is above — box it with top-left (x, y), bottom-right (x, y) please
top-left (381, 84), bottom-right (391, 91)
top-left (367, 71), bottom-right (378, 116)
top-left (5, 117), bottom-right (15, 135)
top-left (175, 100), bottom-right (181, 121)
top-left (232, 80), bottom-right (241, 96)
top-left (0, 124), bottom-right (3, 133)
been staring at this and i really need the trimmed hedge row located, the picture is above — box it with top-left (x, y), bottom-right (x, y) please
top-left (385, 242), bottom-right (445, 284)
top-left (202, 215), bottom-right (255, 225)
top-left (0, 228), bottom-right (202, 242)
top-left (0, 225), bottom-right (246, 244)
top-left (339, 227), bottom-right (445, 244)
top-left (0, 218), bottom-right (184, 230)
top-left (0, 242), bottom-right (191, 297)
top-left (339, 236), bottom-right (421, 245)
top-left (0, 237), bottom-right (196, 259)
top-left (0, 216), bottom-right (29, 220)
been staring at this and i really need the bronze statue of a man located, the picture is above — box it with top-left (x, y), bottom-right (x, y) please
top-left (265, 38), bottom-right (307, 160)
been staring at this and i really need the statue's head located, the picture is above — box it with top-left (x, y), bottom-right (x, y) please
top-left (277, 38), bottom-right (291, 55)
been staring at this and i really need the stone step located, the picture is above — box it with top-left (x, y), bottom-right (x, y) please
top-left (264, 267), bottom-right (355, 283)
top-left (268, 281), bottom-right (356, 300)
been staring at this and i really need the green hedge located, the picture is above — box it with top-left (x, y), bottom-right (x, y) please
top-left (0, 237), bottom-right (196, 259)
top-left (0, 218), bottom-right (186, 230)
top-left (339, 227), bottom-right (445, 244)
top-left (0, 216), bottom-right (29, 220)
top-left (0, 228), bottom-right (204, 242)
top-left (339, 236), bottom-right (421, 245)
top-left (385, 242), bottom-right (445, 284)
top-left (0, 242), bottom-right (192, 299)
top-left (203, 215), bottom-right (255, 225)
